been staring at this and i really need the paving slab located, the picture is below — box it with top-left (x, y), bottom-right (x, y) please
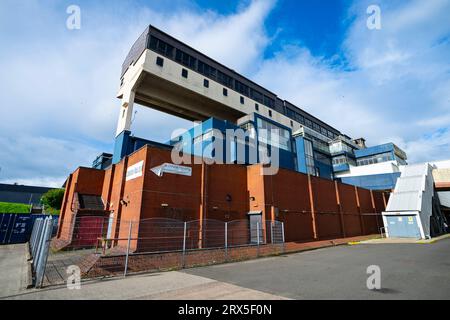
top-left (0, 244), bottom-right (29, 299)
top-left (4, 270), bottom-right (287, 300)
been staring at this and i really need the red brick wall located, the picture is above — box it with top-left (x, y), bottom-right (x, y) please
top-left (57, 145), bottom-right (387, 250)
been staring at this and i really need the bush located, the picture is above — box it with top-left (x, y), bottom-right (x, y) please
top-left (41, 188), bottom-right (65, 210)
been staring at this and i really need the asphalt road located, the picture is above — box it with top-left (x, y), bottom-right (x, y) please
top-left (183, 239), bottom-right (450, 299)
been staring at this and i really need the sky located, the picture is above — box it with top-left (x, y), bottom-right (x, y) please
top-left (0, 0), bottom-right (449, 187)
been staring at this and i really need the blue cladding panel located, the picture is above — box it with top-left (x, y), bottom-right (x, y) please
top-left (355, 143), bottom-right (394, 158)
top-left (113, 130), bottom-right (131, 164)
top-left (316, 161), bottom-right (333, 180)
top-left (113, 130), bottom-right (172, 164)
top-left (333, 163), bottom-right (350, 172)
top-left (340, 172), bottom-right (401, 190)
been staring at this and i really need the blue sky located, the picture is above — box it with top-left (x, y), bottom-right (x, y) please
top-left (0, 0), bottom-right (449, 186)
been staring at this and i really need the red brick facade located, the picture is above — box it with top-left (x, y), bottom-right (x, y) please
top-left (57, 145), bottom-right (387, 250)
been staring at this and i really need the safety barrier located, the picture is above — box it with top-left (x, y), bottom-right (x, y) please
top-left (29, 216), bottom-right (56, 288)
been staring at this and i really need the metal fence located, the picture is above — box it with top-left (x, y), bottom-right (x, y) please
top-left (42, 216), bottom-right (285, 286)
top-left (29, 216), bottom-right (58, 288)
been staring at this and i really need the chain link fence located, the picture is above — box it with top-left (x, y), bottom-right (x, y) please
top-left (35, 215), bottom-right (285, 287)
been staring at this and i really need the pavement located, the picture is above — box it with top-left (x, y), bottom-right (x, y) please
top-left (0, 244), bottom-right (30, 298)
top-left (1, 238), bottom-right (449, 300)
top-left (2, 270), bottom-right (287, 300)
top-left (354, 233), bottom-right (450, 244)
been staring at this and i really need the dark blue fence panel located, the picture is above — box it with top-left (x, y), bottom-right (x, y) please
top-left (0, 213), bottom-right (58, 244)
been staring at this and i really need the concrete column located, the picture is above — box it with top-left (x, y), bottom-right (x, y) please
top-left (116, 90), bottom-right (135, 137)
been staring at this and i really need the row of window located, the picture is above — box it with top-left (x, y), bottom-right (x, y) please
top-left (156, 56), bottom-right (276, 119)
top-left (150, 35), bottom-right (337, 138)
top-left (332, 155), bottom-right (356, 166)
top-left (356, 152), bottom-right (393, 166)
top-left (149, 35), bottom-right (275, 108)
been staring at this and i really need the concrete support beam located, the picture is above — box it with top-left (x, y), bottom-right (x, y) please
top-left (116, 91), bottom-right (135, 137)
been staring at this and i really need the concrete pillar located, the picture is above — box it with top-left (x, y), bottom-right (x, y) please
top-left (116, 90), bottom-right (135, 137)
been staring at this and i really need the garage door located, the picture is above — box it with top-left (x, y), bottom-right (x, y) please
top-left (386, 215), bottom-right (421, 238)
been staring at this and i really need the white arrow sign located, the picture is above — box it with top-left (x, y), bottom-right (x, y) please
top-left (151, 163), bottom-right (192, 177)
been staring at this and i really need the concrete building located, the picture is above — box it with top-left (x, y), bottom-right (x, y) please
top-left (112, 25), bottom-right (406, 190)
top-left (56, 25), bottom-right (448, 249)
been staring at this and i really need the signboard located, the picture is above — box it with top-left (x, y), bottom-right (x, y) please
top-left (151, 163), bottom-right (192, 177)
top-left (126, 161), bottom-right (144, 181)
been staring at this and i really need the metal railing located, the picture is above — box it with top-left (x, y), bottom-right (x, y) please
top-left (29, 216), bottom-right (56, 288)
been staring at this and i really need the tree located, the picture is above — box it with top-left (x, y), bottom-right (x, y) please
top-left (41, 189), bottom-right (65, 210)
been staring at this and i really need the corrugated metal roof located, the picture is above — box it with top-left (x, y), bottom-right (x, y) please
top-left (386, 191), bottom-right (421, 211)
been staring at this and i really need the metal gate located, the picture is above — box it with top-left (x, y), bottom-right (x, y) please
top-left (386, 215), bottom-right (421, 238)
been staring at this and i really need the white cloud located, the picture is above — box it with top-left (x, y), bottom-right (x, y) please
top-left (254, 0), bottom-right (450, 163)
top-left (0, 0), bottom-right (448, 187)
top-left (0, 0), bottom-right (275, 185)
top-left (0, 135), bottom-right (99, 187)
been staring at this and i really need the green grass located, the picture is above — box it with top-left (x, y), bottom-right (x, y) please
top-left (0, 202), bottom-right (31, 214)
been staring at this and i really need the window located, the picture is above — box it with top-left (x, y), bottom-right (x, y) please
top-left (198, 61), bottom-right (217, 79)
top-left (182, 68), bottom-right (188, 78)
top-left (223, 88), bottom-right (228, 96)
top-left (263, 95), bottom-right (275, 108)
top-left (305, 119), bottom-right (313, 128)
top-left (203, 79), bottom-right (209, 88)
top-left (286, 108), bottom-right (296, 119)
top-left (256, 118), bottom-right (291, 151)
top-left (268, 110), bottom-right (272, 117)
top-left (356, 152), bottom-right (393, 166)
top-left (149, 36), bottom-right (174, 57)
top-left (175, 49), bottom-right (196, 69)
top-left (304, 139), bottom-right (316, 175)
top-left (235, 80), bottom-right (249, 96)
top-left (240, 96), bottom-right (245, 104)
top-left (217, 71), bottom-right (233, 88)
top-left (290, 120), bottom-right (294, 127)
top-left (255, 103), bottom-right (259, 111)
top-left (156, 56), bottom-right (164, 67)
top-left (313, 122), bottom-right (321, 132)
top-left (250, 89), bottom-right (263, 103)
